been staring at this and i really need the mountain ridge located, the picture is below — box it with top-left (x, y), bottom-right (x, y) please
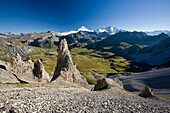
top-left (1, 26), bottom-right (170, 37)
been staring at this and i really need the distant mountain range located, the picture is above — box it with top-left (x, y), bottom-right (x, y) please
top-left (1, 26), bottom-right (170, 37)
top-left (145, 30), bottom-right (170, 36)
top-left (56, 26), bottom-right (122, 36)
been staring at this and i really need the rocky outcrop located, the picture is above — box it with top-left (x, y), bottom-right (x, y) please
top-left (0, 69), bottom-right (19, 83)
top-left (0, 54), bottom-right (50, 83)
top-left (9, 53), bottom-right (37, 83)
top-left (94, 78), bottom-right (108, 91)
top-left (33, 59), bottom-right (50, 82)
top-left (51, 39), bottom-right (89, 89)
top-left (139, 86), bottom-right (154, 98)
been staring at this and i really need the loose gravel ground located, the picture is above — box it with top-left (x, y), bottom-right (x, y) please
top-left (0, 84), bottom-right (169, 113)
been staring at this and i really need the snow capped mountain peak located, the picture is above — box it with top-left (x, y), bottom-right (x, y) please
top-left (77, 26), bottom-right (92, 32)
top-left (57, 26), bottom-right (124, 36)
top-left (58, 26), bottom-right (93, 36)
top-left (96, 26), bottom-right (119, 35)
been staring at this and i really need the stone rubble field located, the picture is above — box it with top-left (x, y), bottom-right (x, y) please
top-left (0, 84), bottom-right (169, 113)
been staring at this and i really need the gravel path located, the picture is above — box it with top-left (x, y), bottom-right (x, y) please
top-left (0, 85), bottom-right (169, 113)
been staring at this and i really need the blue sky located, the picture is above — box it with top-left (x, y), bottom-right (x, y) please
top-left (0, 0), bottom-right (170, 33)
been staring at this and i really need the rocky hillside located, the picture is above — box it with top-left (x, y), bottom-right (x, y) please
top-left (88, 31), bottom-right (170, 66)
top-left (0, 38), bottom-right (33, 61)
top-left (1, 29), bottom-right (109, 49)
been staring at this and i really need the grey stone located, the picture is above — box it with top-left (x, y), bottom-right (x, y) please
top-left (33, 59), bottom-right (50, 82)
top-left (139, 86), bottom-right (154, 98)
top-left (51, 39), bottom-right (89, 89)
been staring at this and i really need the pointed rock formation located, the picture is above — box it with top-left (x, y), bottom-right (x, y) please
top-left (51, 39), bottom-right (89, 89)
top-left (33, 59), bottom-right (50, 82)
top-left (0, 53), bottom-right (50, 83)
top-left (139, 86), bottom-right (154, 98)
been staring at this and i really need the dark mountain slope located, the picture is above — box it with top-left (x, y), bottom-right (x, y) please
top-left (88, 32), bottom-right (170, 66)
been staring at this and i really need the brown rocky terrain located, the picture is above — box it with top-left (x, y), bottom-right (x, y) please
top-left (0, 39), bottom-right (169, 112)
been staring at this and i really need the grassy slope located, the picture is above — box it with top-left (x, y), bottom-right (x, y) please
top-left (71, 48), bottom-right (117, 74)
top-left (0, 47), bottom-right (14, 62)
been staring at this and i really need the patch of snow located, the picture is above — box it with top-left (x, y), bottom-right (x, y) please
top-left (58, 31), bottom-right (78, 36)
top-left (57, 26), bottom-right (93, 36)
top-left (95, 26), bottom-right (120, 35)
top-left (77, 26), bottom-right (93, 32)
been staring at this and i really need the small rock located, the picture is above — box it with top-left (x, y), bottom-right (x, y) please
top-left (139, 86), bottom-right (154, 98)
top-left (93, 78), bottom-right (108, 91)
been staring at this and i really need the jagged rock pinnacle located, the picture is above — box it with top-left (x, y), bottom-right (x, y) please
top-left (51, 39), bottom-right (89, 89)
top-left (33, 59), bottom-right (50, 82)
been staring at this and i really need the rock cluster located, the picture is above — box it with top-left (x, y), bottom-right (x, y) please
top-left (51, 39), bottom-right (89, 89)
top-left (0, 54), bottom-right (50, 83)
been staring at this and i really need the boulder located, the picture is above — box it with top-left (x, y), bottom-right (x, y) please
top-left (94, 78), bottom-right (108, 91)
top-left (139, 86), bottom-right (154, 98)
top-left (51, 39), bottom-right (89, 89)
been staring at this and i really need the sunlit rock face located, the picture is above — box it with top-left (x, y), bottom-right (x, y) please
top-left (51, 39), bottom-right (89, 89)
top-left (33, 59), bottom-right (51, 82)
top-left (0, 54), bottom-right (50, 83)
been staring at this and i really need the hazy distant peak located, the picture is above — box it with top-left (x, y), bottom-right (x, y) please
top-left (145, 30), bottom-right (170, 36)
top-left (96, 26), bottom-right (120, 35)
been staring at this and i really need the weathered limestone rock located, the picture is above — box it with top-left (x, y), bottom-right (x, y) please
top-left (139, 86), bottom-right (154, 98)
top-left (9, 53), bottom-right (37, 83)
top-left (0, 60), bottom-right (19, 83)
top-left (0, 54), bottom-right (50, 83)
top-left (94, 78), bottom-right (108, 91)
top-left (51, 39), bottom-right (89, 89)
top-left (33, 59), bottom-right (50, 82)
top-left (0, 69), bottom-right (19, 83)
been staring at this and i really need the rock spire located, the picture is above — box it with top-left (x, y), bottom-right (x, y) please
top-left (51, 39), bottom-right (89, 89)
